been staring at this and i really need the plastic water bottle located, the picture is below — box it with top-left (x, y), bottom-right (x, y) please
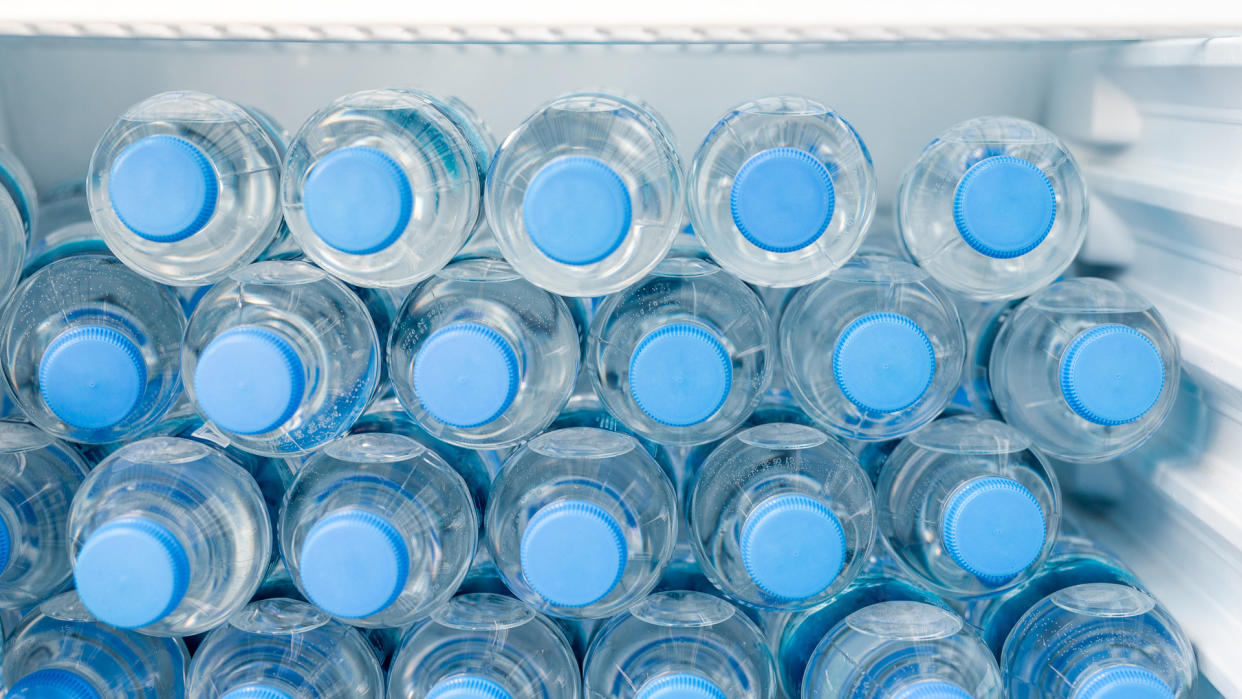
top-left (387, 592), bottom-right (582, 699)
top-left (0, 146), bottom-right (37, 302)
top-left (1002, 583), bottom-right (1197, 699)
top-left (280, 432), bottom-right (477, 627)
top-left (0, 255), bottom-right (184, 444)
top-left (875, 415), bottom-right (1061, 597)
top-left (388, 258), bottom-right (579, 449)
top-left (583, 590), bottom-right (778, 699)
top-left (989, 277), bottom-right (1179, 462)
top-left (0, 420), bottom-right (89, 608)
top-left (283, 89), bottom-right (492, 288)
top-left (897, 116), bottom-right (1088, 301)
top-left (68, 437), bottom-right (271, 636)
top-left (687, 423), bottom-right (876, 610)
top-left (485, 427), bottom-right (677, 619)
top-left (2, 591), bottom-right (188, 698)
top-left (954, 296), bottom-right (1018, 418)
top-left (780, 254), bottom-right (965, 441)
top-left (87, 91), bottom-right (284, 286)
top-left (487, 91), bottom-right (684, 297)
top-left (687, 96), bottom-right (876, 287)
top-left (587, 256), bottom-right (774, 446)
top-left (182, 260), bottom-right (380, 456)
top-left (23, 181), bottom-right (112, 276)
top-left (187, 597), bottom-right (385, 698)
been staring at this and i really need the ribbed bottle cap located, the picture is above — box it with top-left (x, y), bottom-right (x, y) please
top-left (889, 679), bottom-right (973, 699)
top-left (194, 326), bottom-right (305, 435)
top-left (953, 155), bottom-right (1056, 259)
top-left (8, 669), bottom-right (102, 699)
top-left (108, 134), bottom-right (218, 242)
top-left (522, 155), bottom-right (632, 265)
top-left (1073, 665), bottom-right (1175, 699)
top-left (636, 673), bottom-right (728, 699)
top-left (303, 146), bottom-right (413, 255)
top-left (1060, 324), bottom-right (1164, 426)
top-left (942, 476), bottom-right (1046, 582)
top-left (629, 323), bottom-right (732, 427)
top-left (833, 312), bottom-right (935, 413)
top-left (427, 675), bottom-right (515, 699)
top-left (413, 322), bottom-right (519, 428)
top-left (299, 509), bottom-right (409, 619)
top-left (730, 147), bottom-right (835, 253)
top-left (520, 499), bottom-right (626, 608)
top-left (39, 325), bottom-right (146, 430)
top-left (740, 494), bottom-right (846, 600)
top-left (74, 517), bottom-right (190, 628)
top-left (220, 686), bottom-right (295, 699)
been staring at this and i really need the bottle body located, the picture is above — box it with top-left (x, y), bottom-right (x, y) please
top-left (0, 146), bottom-right (37, 302)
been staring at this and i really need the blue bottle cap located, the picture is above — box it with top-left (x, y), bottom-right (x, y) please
top-left (108, 134), bottom-right (219, 243)
top-left (730, 147), bottom-right (836, 253)
top-left (428, 676), bottom-right (515, 699)
top-left (0, 515), bottom-right (10, 573)
top-left (953, 155), bottom-right (1056, 259)
top-left (832, 313), bottom-right (935, 413)
top-left (942, 476), bottom-right (1046, 582)
top-left (1073, 665), bottom-right (1175, 699)
top-left (74, 516), bottom-right (190, 628)
top-left (194, 326), bottom-right (306, 436)
top-left (636, 673), bottom-right (728, 699)
top-left (522, 156), bottom-right (632, 266)
top-left (413, 322), bottom-right (519, 428)
top-left (628, 323), bottom-right (732, 427)
top-left (220, 687), bottom-right (295, 699)
top-left (302, 146), bottom-right (413, 255)
top-left (520, 499), bottom-right (627, 608)
top-left (298, 509), bottom-right (409, 619)
top-left (39, 325), bottom-right (146, 430)
top-left (740, 494), bottom-right (846, 600)
top-left (889, 679), bottom-right (973, 699)
top-left (8, 669), bottom-right (102, 699)
top-left (1060, 324), bottom-right (1165, 426)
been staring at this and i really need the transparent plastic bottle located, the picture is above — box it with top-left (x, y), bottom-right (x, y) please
top-left (780, 254), bottom-right (965, 441)
top-left (0, 146), bottom-right (37, 302)
top-left (989, 277), bottom-right (1180, 462)
top-left (588, 256), bottom-right (774, 446)
top-left (897, 116), bottom-right (1088, 301)
top-left (0, 255), bottom-right (184, 443)
top-left (2, 591), bottom-right (188, 699)
top-left (183, 261), bottom-right (381, 456)
top-left (876, 416), bottom-right (1061, 598)
top-left (0, 420), bottom-right (90, 608)
top-left (387, 592), bottom-right (582, 699)
top-left (687, 423), bottom-right (876, 611)
top-left (188, 597), bottom-right (385, 698)
top-left (583, 590), bottom-right (778, 699)
top-left (68, 437), bottom-right (271, 636)
top-left (486, 91), bottom-right (684, 297)
top-left (279, 432), bottom-right (476, 627)
top-left (388, 258), bottom-right (578, 449)
top-left (283, 89), bottom-right (492, 288)
top-left (1002, 583), bottom-right (1196, 699)
top-left (485, 427), bottom-right (677, 619)
top-left (688, 96), bottom-right (876, 287)
top-left (87, 91), bottom-right (284, 286)
top-left (23, 181), bottom-right (111, 276)
top-left (953, 295), bottom-right (1018, 418)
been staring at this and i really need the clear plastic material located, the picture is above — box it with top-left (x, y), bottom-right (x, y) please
top-left (1002, 583), bottom-right (1197, 699)
top-left (0, 147), bottom-right (37, 301)
top-left (688, 96), bottom-right (876, 287)
top-left (954, 296), bottom-right (1018, 418)
top-left (486, 91), bottom-right (684, 297)
top-left (0, 256), bottom-right (184, 443)
top-left (780, 254), bottom-right (964, 441)
top-left (279, 432), bottom-right (477, 627)
top-left (388, 258), bottom-right (578, 449)
top-left (802, 601), bottom-right (1003, 699)
top-left (282, 89), bottom-right (492, 288)
top-left (876, 416), bottom-right (1062, 598)
top-left (588, 256), bottom-right (774, 446)
top-left (485, 427), bottom-right (677, 619)
top-left (188, 597), bottom-right (385, 698)
top-left (387, 592), bottom-right (582, 699)
top-left (182, 261), bottom-right (381, 456)
top-left (583, 590), bottom-right (778, 699)
top-left (989, 278), bottom-right (1180, 462)
top-left (0, 420), bottom-right (90, 608)
top-left (87, 91), bottom-right (284, 285)
top-left (68, 437), bottom-right (271, 636)
top-left (2, 591), bottom-right (188, 699)
top-left (23, 181), bottom-right (110, 276)
top-left (687, 423), bottom-right (876, 610)
top-left (897, 116), bottom-right (1088, 300)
